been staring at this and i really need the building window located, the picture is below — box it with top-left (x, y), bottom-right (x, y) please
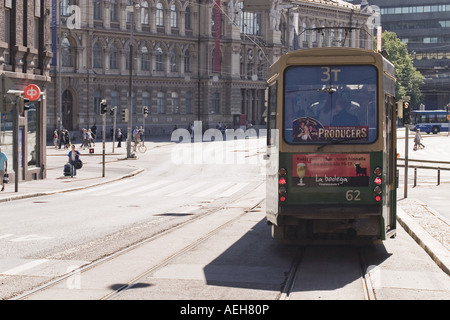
top-left (62, 37), bottom-right (73, 67)
top-left (172, 92), bottom-right (179, 114)
top-left (111, 91), bottom-right (119, 112)
top-left (110, 45), bottom-right (118, 69)
top-left (184, 50), bottom-right (191, 73)
top-left (141, 1), bottom-right (149, 25)
top-left (186, 92), bottom-right (193, 114)
top-left (155, 47), bottom-right (164, 71)
top-left (94, 0), bottom-right (102, 20)
top-left (126, 46), bottom-right (130, 70)
top-left (156, 2), bottom-right (164, 26)
top-left (141, 46), bottom-right (149, 71)
top-left (212, 92), bottom-right (220, 114)
top-left (170, 5), bottom-right (178, 28)
top-left (170, 49), bottom-right (178, 72)
top-left (110, 0), bottom-right (118, 22)
top-left (94, 90), bottom-right (102, 114)
top-left (185, 6), bottom-right (192, 30)
top-left (93, 43), bottom-right (102, 68)
top-left (142, 92), bottom-right (150, 112)
top-left (157, 91), bottom-right (165, 114)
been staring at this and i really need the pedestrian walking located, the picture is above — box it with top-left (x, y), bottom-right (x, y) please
top-left (0, 147), bottom-right (8, 191)
top-left (53, 130), bottom-right (58, 149)
top-left (117, 128), bottom-right (123, 147)
top-left (414, 129), bottom-right (425, 150)
top-left (64, 130), bottom-right (71, 149)
top-left (67, 145), bottom-right (80, 178)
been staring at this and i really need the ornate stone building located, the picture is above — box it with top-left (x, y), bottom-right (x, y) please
top-left (48, 0), bottom-right (372, 139)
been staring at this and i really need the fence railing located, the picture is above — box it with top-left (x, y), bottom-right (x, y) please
top-left (397, 158), bottom-right (450, 186)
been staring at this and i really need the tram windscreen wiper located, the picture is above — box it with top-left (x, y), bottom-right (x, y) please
top-left (317, 137), bottom-right (364, 150)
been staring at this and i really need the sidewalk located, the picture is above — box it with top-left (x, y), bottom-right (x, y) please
top-left (0, 140), bottom-right (158, 203)
top-left (0, 139), bottom-right (449, 276)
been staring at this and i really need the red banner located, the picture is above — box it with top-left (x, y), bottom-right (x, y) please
top-left (292, 154), bottom-right (370, 187)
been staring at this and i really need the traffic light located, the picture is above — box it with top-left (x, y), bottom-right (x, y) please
top-left (403, 101), bottom-right (410, 125)
top-left (143, 106), bottom-right (149, 117)
top-left (19, 97), bottom-right (30, 114)
top-left (122, 108), bottom-right (129, 122)
top-left (100, 99), bottom-right (107, 114)
top-left (110, 106), bottom-right (117, 116)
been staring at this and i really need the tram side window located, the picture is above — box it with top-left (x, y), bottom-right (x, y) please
top-left (267, 82), bottom-right (277, 146)
top-left (283, 65), bottom-right (378, 145)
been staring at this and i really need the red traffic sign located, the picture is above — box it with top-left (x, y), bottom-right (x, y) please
top-left (23, 84), bottom-right (41, 101)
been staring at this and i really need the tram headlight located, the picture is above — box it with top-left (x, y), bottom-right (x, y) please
top-left (374, 186), bottom-right (382, 195)
top-left (374, 167), bottom-right (382, 176)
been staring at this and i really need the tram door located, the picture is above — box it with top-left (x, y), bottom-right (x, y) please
top-left (384, 94), bottom-right (397, 235)
top-left (62, 90), bottom-right (73, 131)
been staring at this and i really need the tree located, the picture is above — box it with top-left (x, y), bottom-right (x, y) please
top-left (375, 31), bottom-right (424, 108)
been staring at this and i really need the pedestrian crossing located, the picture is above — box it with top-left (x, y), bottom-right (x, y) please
top-left (72, 178), bottom-right (252, 200)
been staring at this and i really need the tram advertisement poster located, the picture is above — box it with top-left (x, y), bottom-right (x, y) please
top-left (292, 154), bottom-right (370, 187)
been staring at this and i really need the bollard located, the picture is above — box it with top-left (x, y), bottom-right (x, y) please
top-left (437, 168), bottom-right (440, 186)
top-left (413, 167), bottom-right (417, 187)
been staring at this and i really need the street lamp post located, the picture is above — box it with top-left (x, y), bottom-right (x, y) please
top-left (127, 2), bottom-right (139, 158)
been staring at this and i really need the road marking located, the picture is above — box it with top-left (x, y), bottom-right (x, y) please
top-left (166, 181), bottom-right (208, 197)
top-left (0, 234), bottom-right (14, 240)
top-left (193, 182), bottom-right (232, 197)
top-left (2, 259), bottom-right (48, 275)
top-left (217, 183), bottom-right (249, 197)
top-left (9, 234), bottom-right (53, 242)
top-left (120, 179), bottom-right (169, 196)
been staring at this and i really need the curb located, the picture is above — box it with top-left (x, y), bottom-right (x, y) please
top-left (397, 207), bottom-right (450, 276)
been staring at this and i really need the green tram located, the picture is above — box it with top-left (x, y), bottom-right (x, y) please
top-left (265, 48), bottom-right (397, 244)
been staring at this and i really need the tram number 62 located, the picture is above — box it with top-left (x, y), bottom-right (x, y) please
top-left (346, 190), bottom-right (361, 201)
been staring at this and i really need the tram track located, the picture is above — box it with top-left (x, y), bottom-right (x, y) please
top-left (278, 246), bottom-right (376, 300)
top-left (13, 185), bottom-right (265, 300)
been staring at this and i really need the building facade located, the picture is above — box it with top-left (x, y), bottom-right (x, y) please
top-left (347, 0), bottom-right (450, 109)
top-left (0, 0), bottom-right (53, 183)
top-left (48, 0), bottom-right (373, 141)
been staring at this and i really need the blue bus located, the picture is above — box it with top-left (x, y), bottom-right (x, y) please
top-left (409, 110), bottom-right (449, 134)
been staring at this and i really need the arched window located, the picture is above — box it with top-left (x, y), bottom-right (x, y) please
top-left (155, 47), bottom-right (164, 71)
top-left (111, 90), bottom-right (119, 111)
top-left (185, 6), bottom-right (192, 30)
top-left (94, 0), bottom-right (102, 20)
top-left (170, 4), bottom-right (177, 28)
top-left (170, 48), bottom-right (178, 72)
top-left (125, 46), bottom-right (130, 70)
top-left (142, 92), bottom-right (150, 112)
top-left (61, 37), bottom-right (73, 67)
top-left (185, 92), bottom-right (193, 114)
top-left (110, 45), bottom-right (118, 69)
top-left (157, 91), bottom-right (165, 114)
top-left (141, 1), bottom-right (149, 25)
top-left (93, 43), bottom-right (102, 68)
top-left (184, 50), bottom-right (191, 73)
top-left (156, 3), bottom-right (164, 26)
top-left (171, 92), bottom-right (179, 114)
top-left (94, 90), bottom-right (102, 114)
top-left (110, 0), bottom-right (118, 22)
top-left (141, 46), bottom-right (149, 71)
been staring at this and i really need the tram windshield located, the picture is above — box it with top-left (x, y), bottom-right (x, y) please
top-left (283, 65), bottom-right (378, 145)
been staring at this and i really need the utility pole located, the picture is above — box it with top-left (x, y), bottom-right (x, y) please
top-left (127, 2), bottom-right (136, 159)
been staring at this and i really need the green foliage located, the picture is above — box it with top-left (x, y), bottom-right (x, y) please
top-left (375, 31), bottom-right (424, 108)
